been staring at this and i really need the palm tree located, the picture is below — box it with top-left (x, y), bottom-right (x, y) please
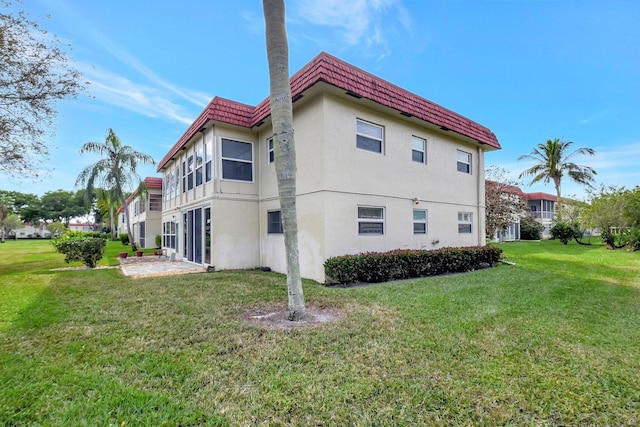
top-left (518, 138), bottom-right (596, 219)
top-left (263, 0), bottom-right (306, 321)
top-left (76, 128), bottom-right (155, 251)
top-left (95, 187), bottom-right (120, 241)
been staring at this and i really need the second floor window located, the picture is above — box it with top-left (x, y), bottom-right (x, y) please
top-left (457, 150), bottom-right (472, 174)
top-left (221, 138), bottom-right (253, 182)
top-left (187, 155), bottom-right (194, 190)
top-left (412, 136), bottom-right (426, 163)
top-left (195, 148), bottom-right (203, 187)
top-left (268, 138), bottom-right (275, 164)
top-left (356, 119), bottom-right (384, 154)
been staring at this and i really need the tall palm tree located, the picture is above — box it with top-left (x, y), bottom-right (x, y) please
top-left (76, 128), bottom-right (155, 251)
top-left (518, 138), bottom-right (596, 219)
top-left (263, 0), bottom-right (306, 321)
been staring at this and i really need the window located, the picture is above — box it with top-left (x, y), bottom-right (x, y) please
top-left (356, 119), bottom-right (384, 153)
top-left (413, 209), bottom-right (427, 234)
top-left (267, 138), bottom-right (275, 164)
top-left (187, 155), bottom-right (194, 190)
top-left (457, 150), bottom-right (472, 174)
top-left (412, 136), bottom-right (426, 163)
top-left (149, 194), bottom-right (162, 211)
top-left (182, 161), bottom-right (186, 193)
top-left (267, 210), bottom-right (283, 234)
top-left (358, 206), bottom-right (384, 235)
top-left (221, 138), bottom-right (253, 181)
top-left (458, 211), bottom-right (473, 233)
top-left (163, 221), bottom-right (176, 249)
top-left (195, 148), bottom-right (203, 186)
top-left (205, 141), bottom-right (212, 182)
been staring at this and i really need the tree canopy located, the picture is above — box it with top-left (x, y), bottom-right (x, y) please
top-left (76, 128), bottom-right (155, 251)
top-left (518, 138), bottom-right (596, 219)
top-left (0, 0), bottom-right (85, 178)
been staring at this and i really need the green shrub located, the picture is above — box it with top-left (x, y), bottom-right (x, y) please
top-left (51, 231), bottom-right (106, 268)
top-left (119, 233), bottom-right (129, 245)
top-left (520, 216), bottom-right (544, 240)
top-left (155, 234), bottom-right (162, 248)
top-left (551, 222), bottom-right (575, 244)
top-left (324, 246), bottom-right (503, 284)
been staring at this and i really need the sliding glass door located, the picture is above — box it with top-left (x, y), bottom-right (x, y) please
top-left (182, 207), bottom-right (208, 264)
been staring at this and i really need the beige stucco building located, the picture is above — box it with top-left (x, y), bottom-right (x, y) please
top-left (157, 52), bottom-right (501, 283)
top-left (118, 177), bottom-right (163, 248)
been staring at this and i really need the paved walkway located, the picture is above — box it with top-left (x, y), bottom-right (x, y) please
top-left (119, 257), bottom-right (207, 278)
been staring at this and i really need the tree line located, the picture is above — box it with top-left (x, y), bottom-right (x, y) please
top-left (0, 188), bottom-right (121, 242)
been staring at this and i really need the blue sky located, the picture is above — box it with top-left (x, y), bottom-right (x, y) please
top-left (4, 0), bottom-right (639, 200)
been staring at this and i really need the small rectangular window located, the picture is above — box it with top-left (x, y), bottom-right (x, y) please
top-left (182, 161), bottom-right (186, 193)
top-left (187, 155), bottom-right (194, 190)
top-left (221, 138), bottom-right (253, 182)
top-left (358, 206), bottom-right (384, 235)
top-left (149, 194), bottom-right (162, 211)
top-left (412, 136), bottom-right (426, 163)
top-left (267, 210), bottom-right (283, 234)
top-left (413, 209), bottom-right (427, 234)
top-left (205, 142), bottom-right (212, 182)
top-left (457, 150), bottom-right (472, 174)
top-left (268, 138), bottom-right (275, 164)
top-left (458, 211), bottom-right (473, 233)
top-left (195, 148), bottom-right (203, 186)
top-left (356, 119), bottom-right (384, 154)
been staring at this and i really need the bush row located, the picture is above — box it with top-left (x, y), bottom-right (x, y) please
top-left (324, 246), bottom-right (503, 284)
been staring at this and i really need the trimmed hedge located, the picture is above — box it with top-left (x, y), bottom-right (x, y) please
top-left (51, 231), bottom-right (106, 268)
top-left (324, 246), bottom-right (503, 284)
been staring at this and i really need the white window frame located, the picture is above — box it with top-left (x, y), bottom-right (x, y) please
top-left (358, 206), bottom-right (385, 235)
top-left (356, 119), bottom-right (384, 154)
top-left (458, 211), bottom-right (473, 234)
top-left (187, 154), bottom-right (194, 190)
top-left (195, 147), bottom-right (203, 187)
top-left (267, 138), bottom-right (275, 164)
top-left (457, 150), bottom-right (472, 174)
top-left (204, 140), bottom-right (213, 182)
top-left (413, 209), bottom-right (427, 234)
top-left (221, 138), bottom-right (254, 182)
top-left (412, 136), bottom-right (426, 164)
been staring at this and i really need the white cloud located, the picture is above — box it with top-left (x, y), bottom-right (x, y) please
top-left (289, 0), bottom-right (412, 57)
top-left (81, 64), bottom-right (196, 125)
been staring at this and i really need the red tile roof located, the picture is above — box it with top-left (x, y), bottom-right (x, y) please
top-left (158, 52), bottom-right (501, 171)
top-left (486, 180), bottom-right (527, 198)
top-left (118, 177), bottom-right (163, 208)
top-left (526, 192), bottom-right (557, 202)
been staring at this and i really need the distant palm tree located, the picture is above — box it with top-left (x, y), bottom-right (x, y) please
top-left (76, 128), bottom-right (155, 251)
top-left (518, 138), bottom-right (596, 218)
top-left (95, 187), bottom-right (120, 241)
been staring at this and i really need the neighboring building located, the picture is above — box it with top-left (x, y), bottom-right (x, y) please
top-left (14, 222), bottom-right (51, 239)
top-left (118, 177), bottom-right (163, 248)
top-left (488, 183), bottom-right (558, 241)
top-left (157, 52), bottom-right (501, 283)
top-left (68, 223), bottom-right (93, 232)
top-left (486, 181), bottom-right (527, 242)
top-left (525, 192), bottom-right (557, 239)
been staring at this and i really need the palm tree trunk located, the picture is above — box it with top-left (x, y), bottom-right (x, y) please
top-left (554, 177), bottom-right (562, 221)
top-left (109, 205), bottom-right (116, 240)
top-left (263, 0), bottom-right (306, 321)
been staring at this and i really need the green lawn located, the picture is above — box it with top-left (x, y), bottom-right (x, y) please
top-left (0, 239), bottom-right (638, 425)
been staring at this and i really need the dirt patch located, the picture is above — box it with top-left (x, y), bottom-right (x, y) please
top-left (243, 305), bottom-right (343, 329)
